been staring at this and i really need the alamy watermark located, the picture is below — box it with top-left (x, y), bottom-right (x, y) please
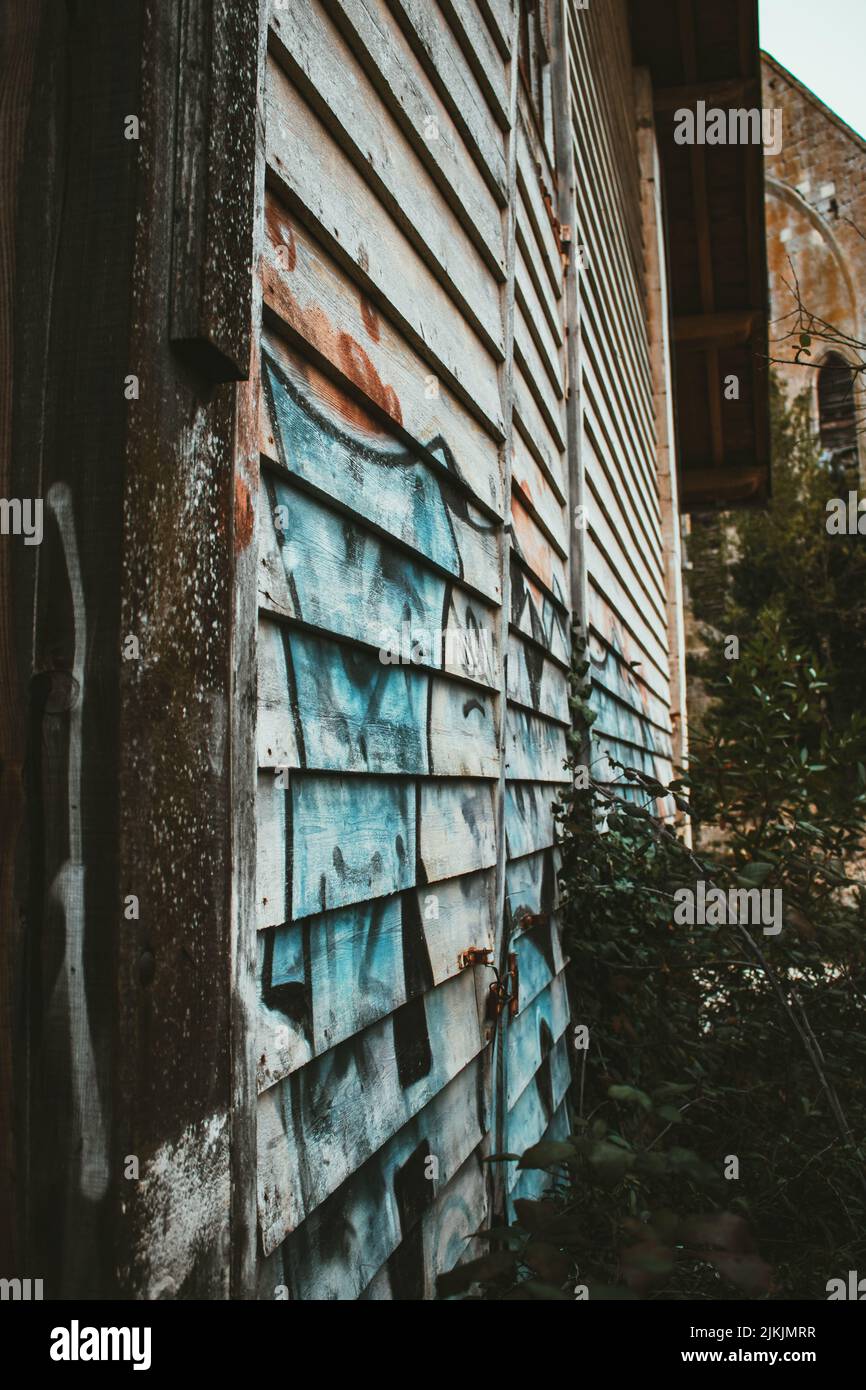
top-left (378, 623), bottom-right (493, 673)
top-left (673, 881), bottom-right (782, 936)
top-left (826, 492), bottom-right (866, 535)
top-left (673, 101), bottom-right (782, 155)
top-left (0, 1276), bottom-right (43, 1300)
top-left (0, 497), bottom-right (42, 545)
top-left (50, 1321), bottom-right (151, 1371)
top-left (826, 1271), bottom-right (866, 1299)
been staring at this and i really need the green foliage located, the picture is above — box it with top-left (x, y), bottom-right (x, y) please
top-left (691, 376), bottom-right (866, 730)
top-left (440, 384), bottom-right (866, 1302)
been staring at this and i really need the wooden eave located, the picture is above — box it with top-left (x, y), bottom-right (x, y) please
top-left (629, 0), bottom-right (771, 511)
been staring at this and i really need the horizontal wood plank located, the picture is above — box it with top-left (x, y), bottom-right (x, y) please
top-left (263, 197), bottom-right (504, 515)
top-left (265, 62), bottom-right (505, 432)
top-left (257, 965), bottom-right (485, 1249)
top-left (261, 343), bottom-right (502, 604)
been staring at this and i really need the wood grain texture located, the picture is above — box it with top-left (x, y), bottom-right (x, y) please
top-left (275, 1067), bottom-right (489, 1298)
top-left (258, 468), bottom-right (501, 690)
top-left (388, 0), bottom-right (508, 202)
top-left (256, 867), bottom-right (496, 1090)
top-left (267, 2), bottom-right (505, 343)
top-left (251, 0), bottom-right (581, 1300)
top-left (265, 55), bottom-right (506, 433)
top-left (0, 0), bottom-right (41, 1277)
top-left (261, 344), bottom-right (502, 604)
top-left (262, 196), bottom-right (504, 516)
top-left (170, 0), bottom-right (258, 378)
top-left (257, 965), bottom-right (485, 1250)
top-left (317, 0), bottom-right (506, 276)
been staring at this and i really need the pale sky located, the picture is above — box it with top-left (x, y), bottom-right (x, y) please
top-left (759, 0), bottom-right (866, 141)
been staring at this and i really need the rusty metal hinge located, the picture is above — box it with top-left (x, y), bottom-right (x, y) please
top-left (458, 946), bottom-right (493, 970)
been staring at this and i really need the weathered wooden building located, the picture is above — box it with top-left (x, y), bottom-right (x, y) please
top-left (0, 0), bottom-right (767, 1298)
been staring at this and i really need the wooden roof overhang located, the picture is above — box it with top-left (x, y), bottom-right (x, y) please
top-left (629, 0), bottom-right (771, 511)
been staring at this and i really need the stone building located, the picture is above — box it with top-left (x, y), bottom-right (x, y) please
top-left (763, 50), bottom-right (866, 479)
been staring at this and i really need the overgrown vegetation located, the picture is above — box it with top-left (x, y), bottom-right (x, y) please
top-left (439, 380), bottom-right (866, 1301)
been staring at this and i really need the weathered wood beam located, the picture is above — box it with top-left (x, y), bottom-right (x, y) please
top-left (680, 464), bottom-right (770, 509)
top-left (674, 310), bottom-right (757, 349)
top-left (652, 76), bottom-right (759, 111)
top-left (170, 0), bottom-right (257, 380)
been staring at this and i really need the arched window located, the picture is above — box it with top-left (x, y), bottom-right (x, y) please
top-left (817, 352), bottom-right (858, 470)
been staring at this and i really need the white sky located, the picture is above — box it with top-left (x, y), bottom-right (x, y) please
top-left (759, 0), bottom-right (866, 141)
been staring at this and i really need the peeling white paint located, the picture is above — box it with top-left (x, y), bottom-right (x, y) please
top-left (130, 1111), bottom-right (230, 1299)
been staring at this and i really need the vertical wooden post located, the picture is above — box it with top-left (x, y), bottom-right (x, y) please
top-left (635, 68), bottom-right (690, 807)
top-left (0, 0), bottom-right (42, 1272)
top-left (0, 0), bottom-right (260, 1296)
top-left (228, 0), bottom-right (268, 1301)
top-left (489, 0), bottom-right (523, 1224)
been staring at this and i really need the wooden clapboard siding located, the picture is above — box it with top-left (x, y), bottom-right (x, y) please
top-left (566, 0), bottom-right (675, 786)
top-left (245, 0), bottom-right (688, 1299)
top-left (258, 965), bottom-right (487, 1251)
top-left (505, 781), bottom-right (558, 860)
top-left (508, 1089), bottom-right (572, 1202)
top-left (281, 1072), bottom-right (492, 1299)
top-left (388, 0), bottom-right (509, 203)
top-left (251, 0), bottom-right (574, 1299)
top-left (256, 868), bottom-right (497, 1092)
top-left (262, 199), bottom-right (504, 517)
top-left (264, 60), bottom-right (504, 435)
top-left (358, 1146), bottom-right (491, 1299)
top-left (261, 347), bottom-right (501, 604)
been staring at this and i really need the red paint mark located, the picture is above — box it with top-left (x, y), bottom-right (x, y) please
top-left (262, 207), bottom-right (402, 431)
top-left (360, 295), bottom-right (380, 341)
top-left (512, 500), bottom-right (552, 587)
top-left (234, 476), bottom-right (254, 554)
top-left (337, 334), bottom-right (402, 426)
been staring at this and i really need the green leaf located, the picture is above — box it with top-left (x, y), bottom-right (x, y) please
top-left (656, 1104), bottom-right (683, 1124)
top-left (736, 861), bottom-right (773, 886)
top-left (608, 1083), bottom-right (653, 1110)
top-left (517, 1139), bottom-right (577, 1170)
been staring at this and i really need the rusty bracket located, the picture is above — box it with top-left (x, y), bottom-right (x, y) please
top-left (458, 945), bottom-right (493, 970)
top-left (486, 979), bottom-right (508, 1022)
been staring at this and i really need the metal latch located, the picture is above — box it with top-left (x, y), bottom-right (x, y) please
top-left (458, 946), bottom-right (493, 970)
top-left (484, 952), bottom-right (520, 1022)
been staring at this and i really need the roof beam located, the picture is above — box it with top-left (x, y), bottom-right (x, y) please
top-left (674, 310), bottom-right (757, 349)
top-left (680, 464), bottom-right (770, 508)
top-left (653, 76), bottom-right (759, 111)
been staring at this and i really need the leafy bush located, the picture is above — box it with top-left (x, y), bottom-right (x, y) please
top-left (439, 383), bottom-right (866, 1301)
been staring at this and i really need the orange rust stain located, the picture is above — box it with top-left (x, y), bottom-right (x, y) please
top-left (234, 476), bottom-right (254, 554)
top-left (359, 295), bottom-right (381, 342)
top-left (514, 468), bottom-right (534, 508)
top-left (511, 500), bottom-right (552, 587)
top-left (337, 334), bottom-right (402, 426)
top-left (261, 209), bottom-right (402, 431)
